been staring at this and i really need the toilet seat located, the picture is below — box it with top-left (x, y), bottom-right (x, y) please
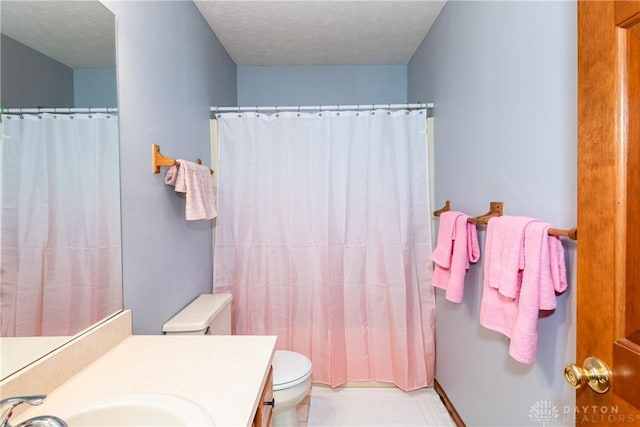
top-left (272, 350), bottom-right (312, 391)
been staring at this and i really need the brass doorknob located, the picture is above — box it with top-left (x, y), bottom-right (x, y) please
top-left (564, 356), bottom-right (611, 393)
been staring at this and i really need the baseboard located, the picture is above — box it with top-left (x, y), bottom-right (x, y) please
top-left (311, 381), bottom-right (397, 388)
top-left (341, 381), bottom-right (397, 388)
top-left (434, 379), bottom-right (466, 427)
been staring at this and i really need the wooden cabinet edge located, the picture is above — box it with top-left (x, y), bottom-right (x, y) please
top-left (253, 366), bottom-right (274, 427)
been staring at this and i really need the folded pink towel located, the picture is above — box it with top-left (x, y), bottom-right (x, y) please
top-left (484, 216), bottom-right (540, 298)
top-left (509, 222), bottom-right (551, 363)
top-left (432, 211), bottom-right (462, 268)
top-left (480, 220), bottom-right (568, 364)
top-left (548, 234), bottom-right (568, 298)
top-left (431, 211), bottom-right (479, 303)
top-left (173, 159), bottom-right (217, 221)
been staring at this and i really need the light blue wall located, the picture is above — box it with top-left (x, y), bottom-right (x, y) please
top-left (103, 0), bottom-right (237, 334)
top-left (408, 2), bottom-right (577, 425)
top-left (1, 34), bottom-right (74, 108)
top-left (237, 65), bottom-right (406, 106)
top-left (73, 68), bottom-right (117, 108)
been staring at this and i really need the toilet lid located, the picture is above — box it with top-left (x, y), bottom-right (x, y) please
top-left (272, 350), bottom-right (312, 391)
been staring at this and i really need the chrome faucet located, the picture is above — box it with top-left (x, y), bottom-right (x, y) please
top-left (0, 395), bottom-right (67, 427)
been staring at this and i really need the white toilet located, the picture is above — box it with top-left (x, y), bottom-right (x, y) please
top-left (162, 294), bottom-right (312, 427)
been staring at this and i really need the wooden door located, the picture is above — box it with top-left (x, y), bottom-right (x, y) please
top-left (577, 0), bottom-right (640, 423)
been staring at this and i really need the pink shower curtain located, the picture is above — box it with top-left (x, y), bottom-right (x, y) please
top-left (0, 113), bottom-right (122, 337)
top-left (213, 109), bottom-right (435, 391)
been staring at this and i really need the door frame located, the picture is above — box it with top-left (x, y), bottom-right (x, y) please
top-left (577, 0), bottom-right (640, 420)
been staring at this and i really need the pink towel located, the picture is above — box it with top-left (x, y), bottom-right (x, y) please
top-left (508, 222), bottom-right (551, 363)
top-left (164, 165), bottom-right (179, 186)
top-left (432, 211), bottom-right (462, 268)
top-left (548, 234), bottom-right (568, 299)
top-left (431, 211), bottom-right (480, 303)
top-left (484, 216), bottom-right (540, 298)
top-left (172, 159), bottom-right (217, 221)
top-left (480, 220), bottom-right (568, 364)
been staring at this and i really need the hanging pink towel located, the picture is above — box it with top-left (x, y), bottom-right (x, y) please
top-left (484, 216), bottom-right (540, 298)
top-left (432, 211), bottom-right (461, 268)
top-left (172, 159), bottom-right (217, 221)
top-left (480, 219), bottom-right (568, 364)
top-left (164, 165), bottom-right (179, 186)
top-left (547, 233), bottom-right (568, 305)
top-left (431, 211), bottom-right (480, 303)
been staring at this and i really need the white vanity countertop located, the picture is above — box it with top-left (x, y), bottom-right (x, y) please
top-left (0, 336), bottom-right (70, 379)
top-left (17, 335), bottom-right (277, 427)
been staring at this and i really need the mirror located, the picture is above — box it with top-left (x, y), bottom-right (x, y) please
top-left (0, 0), bottom-right (121, 380)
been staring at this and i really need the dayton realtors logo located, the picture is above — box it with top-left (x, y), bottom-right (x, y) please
top-left (567, 405), bottom-right (640, 424)
top-left (529, 400), bottom-right (560, 426)
top-left (530, 401), bottom-right (640, 425)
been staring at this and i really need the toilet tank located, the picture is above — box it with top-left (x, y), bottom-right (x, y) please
top-left (162, 294), bottom-right (232, 335)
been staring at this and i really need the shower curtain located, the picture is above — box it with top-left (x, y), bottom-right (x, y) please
top-left (0, 113), bottom-right (122, 337)
top-left (213, 109), bottom-right (435, 391)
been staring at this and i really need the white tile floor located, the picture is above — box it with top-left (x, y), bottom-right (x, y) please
top-left (297, 386), bottom-right (455, 427)
top-left (296, 394), bottom-right (312, 426)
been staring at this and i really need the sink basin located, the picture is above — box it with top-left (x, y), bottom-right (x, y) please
top-left (59, 393), bottom-right (215, 426)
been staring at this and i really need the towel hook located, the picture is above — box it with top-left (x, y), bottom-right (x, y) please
top-left (433, 200), bottom-right (451, 217)
top-left (152, 144), bottom-right (214, 174)
top-left (432, 200), bottom-right (504, 225)
top-left (152, 144), bottom-right (176, 173)
top-left (470, 202), bottom-right (504, 225)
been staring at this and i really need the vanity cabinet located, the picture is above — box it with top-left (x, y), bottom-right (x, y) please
top-left (253, 366), bottom-right (273, 427)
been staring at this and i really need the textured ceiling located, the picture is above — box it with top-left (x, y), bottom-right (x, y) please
top-left (0, 0), bottom-right (116, 69)
top-left (194, 0), bottom-right (447, 66)
top-left (0, 1), bottom-right (445, 69)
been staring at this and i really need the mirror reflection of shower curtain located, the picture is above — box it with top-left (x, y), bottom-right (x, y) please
top-left (0, 113), bottom-right (122, 337)
top-left (213, 109), bottom-right (435, 391)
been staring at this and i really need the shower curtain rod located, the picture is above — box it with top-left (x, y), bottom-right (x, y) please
top-left (1, 107), bottom-right (118, 114)
top-left (210, 102), bottom-right (433, 113)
